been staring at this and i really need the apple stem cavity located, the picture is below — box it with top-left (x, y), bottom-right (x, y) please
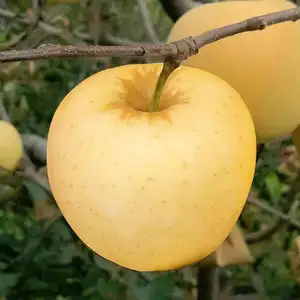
top-left (149, 60), bottom-right (178, 113)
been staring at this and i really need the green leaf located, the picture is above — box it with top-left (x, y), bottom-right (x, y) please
top-left (23, 180), bottom-right (48, 203)
top-left (0, 273), bottom-right (20, 295)
top-left (0, 33), bottom-right (6, 43)
top-left (132, 284), bottom-right (151, 300)
top-left (265, 172), bottom-right (283, 203)
top-left (3, 82), bottom-right (18, 96)
top-left (97, 278), bottom-right (126, 299)
top-left (148, 273), bottom-right (176, 300)
top-left (94, 254), bottom-right (118, 273)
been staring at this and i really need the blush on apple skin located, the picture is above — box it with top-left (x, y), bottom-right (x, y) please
top-left (46, 63), bottom-right (256, 272)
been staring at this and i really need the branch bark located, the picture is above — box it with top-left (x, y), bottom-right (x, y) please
top-left (0, 6), bottom-right (299, 63)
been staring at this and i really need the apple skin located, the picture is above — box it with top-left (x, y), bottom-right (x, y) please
top-left (167, 0), bottom-right (300, 143)
top-left (46, 63), bottom-right (256, 272)
top-left (0, 121), bottom-right (23, 172)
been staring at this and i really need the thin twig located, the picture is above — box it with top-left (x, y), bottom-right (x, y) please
top-left (246, 172), bottom-right (300, 243)
top-left (137, 0), bottom-right (161, 43)
top-left (0, 6), bottom-right (300, 63)
top-left (247, 197), bottom-right (300, 230)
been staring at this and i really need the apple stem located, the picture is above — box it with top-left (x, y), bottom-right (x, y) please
top-left (149, 60), bottom-right (178, 113)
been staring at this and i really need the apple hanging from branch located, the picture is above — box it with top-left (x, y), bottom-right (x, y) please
top-left (167, 0), bottom-right (300, 143)
top-left (47, 63), bottom-right (256, 272)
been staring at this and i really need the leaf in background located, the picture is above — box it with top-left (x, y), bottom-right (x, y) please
top-left (173, 287), bottom-right (194, 300)
top-left (25, 277), bottom-right (48, 292)
top-left (3, 82), bottom-right (17, 97)
top-left (264, 172), bottom-right (283, 204)
top-left (148, 273), bottom-right (176, 300)
top-left (132, 284), bottom-right (151, 300)
top-left (0, 273), bottom-right (20, 295)
top-left (288, 236), bottom-right (300, 285)
top-left (124, 270), bottom-right (148, 300)
top-left (88, 0), bottom-right (102, 44)
top-left (97, 277), bottom-right (126, 300)
top-left (44, 2), bottom-right (73, 22)
top-left (14, 95), bottom-right (30, 122)
top-left (94, 254), bottom-right (119, 275)
top-left (23, 180), bottom-right (58, 221)
top-left (0, 33), bottom-right (6, 43)
top-left (34, 201), bottom-right (58, 221)
top-left (0, 185), bottom-right (18, 205)
top-left (23, 180), bottom-right (47, 202)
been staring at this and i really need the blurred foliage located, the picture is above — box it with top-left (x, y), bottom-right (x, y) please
top-left (1, 0), bottom-right (300, 299)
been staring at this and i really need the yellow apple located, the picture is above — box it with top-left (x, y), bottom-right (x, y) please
top-left (46, 63), bottom-right (256, 272)
top-left (167, 0), bottom-right (300, 143)
top-left (0, 120), bottom-right (23, 172)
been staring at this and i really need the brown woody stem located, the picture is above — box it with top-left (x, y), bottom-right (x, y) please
top-left (0, 7), bottom-right (300, 63)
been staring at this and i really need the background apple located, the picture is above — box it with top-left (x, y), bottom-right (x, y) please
top-left (0, 120), bottom-right (23, 172)
top-left (47, 63), bottom-right (256, 271)
top-left (167, 0), bottom-right (300, 143)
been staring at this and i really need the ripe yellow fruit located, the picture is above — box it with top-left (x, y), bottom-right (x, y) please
top-left (0, 121), bottom-right (23, 172)
top-left (47, 63), bottom-right (256, 271)
top-left (167, 0), bottom-right (300, 143)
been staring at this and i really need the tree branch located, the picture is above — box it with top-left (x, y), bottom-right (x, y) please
top-left (246, 197), bottom-right (300, 231)
top-left (0, 6), bottom-right (299, 63)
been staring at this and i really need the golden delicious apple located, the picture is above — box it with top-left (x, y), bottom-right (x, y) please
top-left (0, 121), bottom-right (23, 172)
top-left (47, 63), bottom-right (256, 271)
top-left (167, 0), bottom-right (300, 143)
